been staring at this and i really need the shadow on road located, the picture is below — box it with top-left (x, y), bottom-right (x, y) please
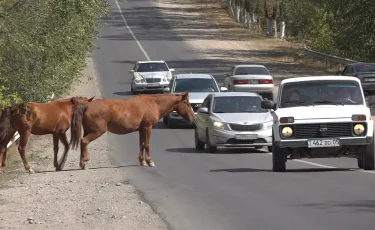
top-left (299, 200), bottom-right (375, 213)
top-left (34, 164), bottom-right (141, 174)
top-left (165, 147), bottom-right (267, 154)
top-left (209, 167), bottom-right (354, 173)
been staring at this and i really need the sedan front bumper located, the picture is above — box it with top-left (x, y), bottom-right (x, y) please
top-left (210, 127), bottom-right (272, 147)
top-left (133, 82), bottom-right (170, 93)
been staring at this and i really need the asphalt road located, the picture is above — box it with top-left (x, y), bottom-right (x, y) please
top-left (92, 0), bottom-right (375, 230)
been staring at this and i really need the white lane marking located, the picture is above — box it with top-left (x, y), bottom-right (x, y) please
top-left (114, 0), bottom-right (150, 61)
top-left (265, 153), bottom-right (375, 174)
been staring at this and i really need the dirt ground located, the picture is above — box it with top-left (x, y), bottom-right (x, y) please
top-left (0, 0), bottom-right (351, 229)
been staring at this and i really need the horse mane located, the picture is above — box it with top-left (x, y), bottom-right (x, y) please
top-left (0, 108), bottom-right (14, 137)
top-left (10, 102), bottom-right (36, 121)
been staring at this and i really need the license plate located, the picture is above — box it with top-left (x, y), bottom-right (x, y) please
top-left (147, 83), bottom-right (160, 87)
top-left (307, 139), bottom-right (340, 148)
top-left (249, 80), bottom-right (258, 84)
top-left (235, 134), bottom-right (257, 140)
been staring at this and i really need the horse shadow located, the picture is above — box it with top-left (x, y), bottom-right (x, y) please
top-left (113, 91), bottom-right (133, 96)
top-left (165, 147), bottom-right (268, 155)
top-left (33, 164), bottom-right (140, 173)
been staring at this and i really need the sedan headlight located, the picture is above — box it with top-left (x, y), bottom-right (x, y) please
top-left (262, 121), bottom-right (273, 130)
top-left (353, 124), bottom-right (365, 135)
top-left (167, 73), bottom-right (173, 80)
top-left (281, 126), bottom-right (293, 137)
top-left (213, 121), bottom-right (225, 129)
top-left (134, 74), bottom-right (145, 83)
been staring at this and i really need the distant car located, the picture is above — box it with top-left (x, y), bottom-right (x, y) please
top-left (194, 92), bottom-right (273, 153)
top-left (163, 73), bottom-right (228, 128)
top-left (336, 62), bottom-right (375, 95)
top-left (130, 60), bottom-right (174, 94)
top-left (223, 64), bottom-right (274, 100)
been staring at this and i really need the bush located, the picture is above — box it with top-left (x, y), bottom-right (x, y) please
top-left (0, 0), bottom-right (109, 104)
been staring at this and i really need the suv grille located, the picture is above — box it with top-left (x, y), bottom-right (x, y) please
top-left (290, 123), bottom-right (358, 139)
top-left (191, 103), bottom-right (202, 112)
top-left (145, 78), bottom-right (161, 83)
top-left (230, 123), bottom-right (263, 131)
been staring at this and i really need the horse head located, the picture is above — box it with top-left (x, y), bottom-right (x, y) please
top-left (173, 92), bottom-right (195, 124)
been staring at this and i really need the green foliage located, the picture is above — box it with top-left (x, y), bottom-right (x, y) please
top-left (0, 0), bottom-right (109, 105)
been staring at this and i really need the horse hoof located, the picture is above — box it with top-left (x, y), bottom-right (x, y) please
top-left (148, 162), bottom-right (155, 167)
top-left (79, 162), bottom-right (87, 170)
top-left (140, 161), bottom-right (147, 166)
top-left (56, 167), bottom-right (62, 171)
top-left (28, 168), bottom-right (34, 173)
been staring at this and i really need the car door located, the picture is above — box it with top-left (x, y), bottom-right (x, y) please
top-left (196, 96), bottom-right (211, 139)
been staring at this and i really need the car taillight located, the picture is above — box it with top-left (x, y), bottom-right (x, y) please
top-left (354, 75), bottom-right (358, 78)
top-left (258, 79), bottom-right (273, 84)
top-left (233, 79), bottom-right (249, 84)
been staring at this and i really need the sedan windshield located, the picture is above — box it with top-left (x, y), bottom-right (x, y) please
top-left (355, 63), bottom-right (375, 72)
top-left (212, 96), bottom-right (268, 113)
top-left (136, 63), bottom-right (168, 72)
top-left (174, 78), bottom-right (219, 92)
top-left (234, 67), bottom-right (270, 75)
top-left (280, 80), bottom-right (364, 108)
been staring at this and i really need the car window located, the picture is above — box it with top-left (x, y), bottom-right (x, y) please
top-left (354, 63), bottom-right (375, 73)
top-left (212, 96), bottom-right (268, 113)
top-left (342, 65), bottom-right (354, 74)
top-left (279, 80), bottom-right (364, 108)
top-left (136, 63), bottom-right (168, 72)
top-left (202, 97), bottom-right (211, 111)
top-left (173, 78), bottom-right (219, 92)
top-left (234, 67), bottom-right (270, 75)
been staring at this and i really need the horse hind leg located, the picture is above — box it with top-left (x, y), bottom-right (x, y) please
top-left (80, 130), bottom-right (105, 170)
top-left (143, 126), bottom-right (155, 167)
top-left (0, 146), bottom-right (6, 172)
top-left (53, 134), bottom-right (59, 169)
top-left (138, 131), bottom-right (146, 166)
top-left (56, 133), bottom-right (69, 171)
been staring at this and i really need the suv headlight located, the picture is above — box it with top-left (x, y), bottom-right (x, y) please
top-left (353, 124), bottom-right (365, 135)
top-left (281, 126), bottom-right (293, 137)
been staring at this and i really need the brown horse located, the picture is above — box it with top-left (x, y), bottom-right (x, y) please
top-left (9, 96), bottom-right (95, 173)
top-left (69, 92), bottom-right (195, 169)
top-left (0, 108), bottom-right (17, 172)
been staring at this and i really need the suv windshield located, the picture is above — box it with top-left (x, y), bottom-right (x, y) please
top-left (234, 67), bottom-right (270, 75)
top-left (355, 63), bottom-right (375, 72)
top-left (212, 96), bottom-right (268, 113)
top-left (174, 78), bottom-right (219, 92)
top-left (136, 63), bottom-right (168, 72)
top-left (279, 80), bottom-right (364, 108)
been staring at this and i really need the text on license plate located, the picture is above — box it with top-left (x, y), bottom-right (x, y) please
top-left (147, 83), bottom-right (160, 87)
top-left (307, 139), bottom-right (340, 148)
top-left (235, 134), bottom-right (257, 140)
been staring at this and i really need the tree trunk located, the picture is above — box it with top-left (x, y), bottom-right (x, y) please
top-left (280, 21), bottom-right (286, 39)
top-left (271, 18), bottom-right (277, 38)
top-left (266, 17), bottom-right (271, 36)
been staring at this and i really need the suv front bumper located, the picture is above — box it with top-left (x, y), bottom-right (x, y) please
top-left (276, 136), bottom-right (373, 148)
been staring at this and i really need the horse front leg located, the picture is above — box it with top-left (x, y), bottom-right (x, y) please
top-left (17, 131), bottom-right (33, 173)
top-left (0, 146), bottom-right (6, 172)
top-left (138, 130), bottom-right (146, 166)
top-left (53, 134), bottom-right (59, 169)
top-left (143, 126), bottom-right (155, 167)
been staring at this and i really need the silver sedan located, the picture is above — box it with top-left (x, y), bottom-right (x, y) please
top-left (194, 92), bottom-right (273, 153)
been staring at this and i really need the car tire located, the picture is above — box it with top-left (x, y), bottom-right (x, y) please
top-left (267, 146), bottom-right (272, 153)
top-left (195, 129), bottom-right (205, 150)
top-left (163, 116), bottom-right (168, 125)
top-left (357, 157), bottom-right (363, 169)
top-left (272, 135), bottom-right (286, 172)
top-left (205, 129), bottom-right (217, 153)
top-left (362, 132), bottom-right (375, 170)
top-left (167, 118), bottom-right (174, 129)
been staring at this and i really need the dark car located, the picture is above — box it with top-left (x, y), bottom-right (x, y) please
top-left (336, 63), bottom-right (375, 95)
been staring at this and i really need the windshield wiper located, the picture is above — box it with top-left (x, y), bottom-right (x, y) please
top-left (283, 100), bottom-right (313, 106)
top-left (312, 100), bottom-right (343, 106)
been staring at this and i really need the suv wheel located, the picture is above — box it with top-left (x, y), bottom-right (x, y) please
top-left (272, 135), bottom-right (286, 172)
top-left (362, 132), bottom-right (375, 170)
top-left (205, 129), bottom-right (217, 153)
top-left (195, 129), bottom-right (205, 150)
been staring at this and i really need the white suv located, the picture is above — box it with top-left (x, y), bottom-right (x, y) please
top-left (261, 76), bottom-right (374, 172)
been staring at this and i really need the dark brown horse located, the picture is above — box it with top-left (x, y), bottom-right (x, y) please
top-left (9, 96), bottom-right (94, 173)
top-left (70, 92), bottom-right (195, 169)
top-left (0, 108), bottom-right (17, 172)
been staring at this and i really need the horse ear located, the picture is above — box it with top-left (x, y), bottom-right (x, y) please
top-left (182, 91), bottom-right (189, 101)
top-left (88, 96), bottom-right (95, 102)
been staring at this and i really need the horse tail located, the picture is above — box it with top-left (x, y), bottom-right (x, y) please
top-left (70, 102), bottom-right (88, 150)
top-left (0, 109), bottom-right (15, 140)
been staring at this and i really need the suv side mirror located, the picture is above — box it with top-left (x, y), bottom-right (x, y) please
top-left (220, 87), bottom-right (228, 92)
top-left (198, 107), bottom-right (209, 114)
top-left (261, 100), bottom-right (276, 110)
top-left (169, 68), bottom-right (175, 72)
top-left (129, 70), bottom-right (134, 73)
